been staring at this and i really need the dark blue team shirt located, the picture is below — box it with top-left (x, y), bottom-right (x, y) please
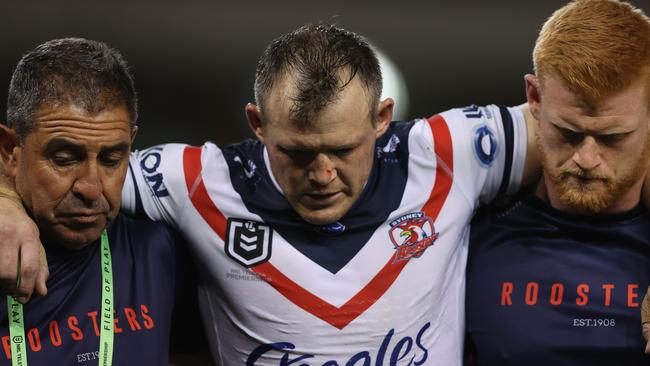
top-left (466, 193), bottom-right (650, 366)
top-left (0, 214), bottom-right (185, 365)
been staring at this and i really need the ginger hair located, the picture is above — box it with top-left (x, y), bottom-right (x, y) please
top-left (533, 0), bottom-right (650, 104)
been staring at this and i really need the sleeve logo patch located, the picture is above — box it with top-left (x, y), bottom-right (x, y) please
top-left (233, 155), bottom-right (257, 179)
top-left (138, 146), bottom-right (170, 197)
top-left (473, 125), bottom-right (498, 167)
top-left (225, 219), bottom-right (273, 268)
top-left (462, 104), bottom-right (483, 119)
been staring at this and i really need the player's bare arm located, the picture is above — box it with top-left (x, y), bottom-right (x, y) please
top-left (0, 125), bottom-right (48, 303)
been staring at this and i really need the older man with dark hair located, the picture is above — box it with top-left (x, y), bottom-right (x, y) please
top-left (0, 38), bottom-right (198, 365)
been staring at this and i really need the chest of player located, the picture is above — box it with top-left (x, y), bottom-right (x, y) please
top-left (0, 236), bottom-right (176, 366)
top-left (466, 224), bottom-right (650, 366)
top-left (0, 304), bottom-right (163, 366)
top-left (181, 182), bottom-right (475, 365)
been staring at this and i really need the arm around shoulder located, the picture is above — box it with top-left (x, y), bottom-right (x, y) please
top-left (0, 123), bottom-right (48, 303)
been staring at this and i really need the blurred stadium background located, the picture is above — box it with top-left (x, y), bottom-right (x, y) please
top-left (1, 0), bottom-right (648, 149)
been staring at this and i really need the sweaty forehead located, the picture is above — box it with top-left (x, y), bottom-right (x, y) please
top-left (36, 104), bottom-right (130, 128)
top-left (30, 104), bottom-right (132, 144)
top-left (263, 76), bottom-right (373, 130)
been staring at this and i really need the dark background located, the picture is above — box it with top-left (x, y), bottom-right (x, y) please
top-left (1, 0), bottom-right (648, 149)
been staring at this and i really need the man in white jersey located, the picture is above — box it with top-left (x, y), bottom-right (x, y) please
top-left (1, 25), bottom-right (538, 364)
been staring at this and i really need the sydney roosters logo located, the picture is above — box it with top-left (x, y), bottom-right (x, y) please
top-left (389, 212), bottom-right (438, 262)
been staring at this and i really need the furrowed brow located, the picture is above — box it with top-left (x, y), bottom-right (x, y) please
top-left (43, 138), bottom-right (86, 155)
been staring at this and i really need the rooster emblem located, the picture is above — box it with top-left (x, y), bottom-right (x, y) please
top-left (389, 212), bottom-right (438, 262)
top-left (399, 220), bottom-right (428, 245)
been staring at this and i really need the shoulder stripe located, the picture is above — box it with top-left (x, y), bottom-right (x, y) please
top-left (183, 146), bottom-right (228, 239)
top-left (497, 106), bottom-right (514, 197)
top-left (425, 115), bottom-right (454, 219)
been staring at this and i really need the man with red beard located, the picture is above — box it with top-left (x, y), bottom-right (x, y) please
top-left (465, 0), bottom-right (650, 365)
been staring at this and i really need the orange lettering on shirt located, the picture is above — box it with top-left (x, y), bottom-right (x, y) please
top-left (501, 282), bottom-right (513, 306)
top-left (68, 316), bottom-right (83, 341)
top-left (628, 284), bottom-right (639, 307)
top-left (49, 321), bottom-right (62, 347)
top-left (602, 284), bottom-right (615, 306)
top-left (550, 283), bottom-right (564, 306)
top-left (124, 307), bottom-right (141, 331)
top-left (576, 284), bottom-right (589, 306)
top-left (525, 282), bottom-right (539, 306)
top-left (27, 328), bottom-right (41, 352)
top-left (87, 311), bottom-right (100, 337)
top-left (1, 336), bottom-right (10, 359)
top-left (141, 304), bottom-right (154, 329)
top-left (114, 308), bottom-right (124, 334)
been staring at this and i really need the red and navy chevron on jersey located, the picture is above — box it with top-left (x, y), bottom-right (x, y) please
top-left (122, 105), bottom-right (528, 365)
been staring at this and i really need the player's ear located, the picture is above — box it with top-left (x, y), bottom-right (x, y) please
top-left (0, 124), bottom-right (19, 178)
top-left (525, 74), bottom-right (542, 121)
top-left (245, 103), bottom-right (265, 143)
top-left (374, 97), bottom-right (394, 138)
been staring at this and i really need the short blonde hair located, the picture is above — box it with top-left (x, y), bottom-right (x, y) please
top-left (533, 0), bottom-right (650, 103)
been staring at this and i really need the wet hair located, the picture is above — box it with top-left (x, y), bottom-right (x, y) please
top-left (533, 0), bottom-right (650, 104)
top-left (7, 37), bottom-right (137, 140)
top-left (254, 24), bottom-right (382, 125)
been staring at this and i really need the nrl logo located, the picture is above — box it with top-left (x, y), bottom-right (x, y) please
top-left (388, 212), bottom-right (438, 262)
top-left (225, 218), bottom-right (273, 268)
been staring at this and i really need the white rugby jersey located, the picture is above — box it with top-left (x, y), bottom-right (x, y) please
top-left (122, 104), bottom-right (528, 365)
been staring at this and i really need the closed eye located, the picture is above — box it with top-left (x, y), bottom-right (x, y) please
top-left (99, 152), bottom-right (125, 167)
top-left (278, 147), bottom-right (314, 162)
top-left (99, 143), bottom-right (130, 167)
top-left (599, 133), bottom-right (629, 146)
top-left (333, 148), bottom-right (354, 157)
top-left (52, 151), bottom-right (79, 166)
top-left (556, 126), bottom-right (583, 144)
